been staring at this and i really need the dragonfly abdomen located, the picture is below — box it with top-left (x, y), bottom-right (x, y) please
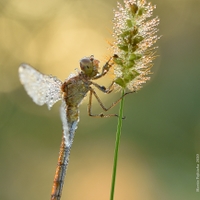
top-left (51, 136), bottom-right (71, 200)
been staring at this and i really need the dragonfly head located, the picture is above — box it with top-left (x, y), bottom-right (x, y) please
top-left (80, 55), bottom-right (99, 78)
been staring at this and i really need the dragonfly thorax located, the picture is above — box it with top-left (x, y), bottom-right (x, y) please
top-left (80, 55), bottom-right (100, 79)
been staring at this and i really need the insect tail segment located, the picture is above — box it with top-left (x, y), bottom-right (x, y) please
top-left (51, 101), bottom-right (79, 200)
top-left (51, 135), bottom-right (71, 200)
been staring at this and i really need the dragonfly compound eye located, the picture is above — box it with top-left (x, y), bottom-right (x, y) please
top-left (80, 57), bottom-right (92, 69)
top-left (80, 56), bottom-right (99, 77)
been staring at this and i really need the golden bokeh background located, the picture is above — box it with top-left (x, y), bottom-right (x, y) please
top-left (0, 0), bottom-right (200, 199)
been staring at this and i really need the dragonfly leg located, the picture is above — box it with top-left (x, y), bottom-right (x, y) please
top-left (88, 88), bottom-right (135, 118)
top-left (91, 81), bottom-right (115, 94)
top-left (93, 57), bottom-right (114, 80)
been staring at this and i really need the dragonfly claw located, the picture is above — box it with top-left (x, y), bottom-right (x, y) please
top-left (99, 113), bottom-right (104, 117)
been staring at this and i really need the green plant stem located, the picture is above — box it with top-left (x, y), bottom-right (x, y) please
top-left (110, 89), bottom-right (125, 200)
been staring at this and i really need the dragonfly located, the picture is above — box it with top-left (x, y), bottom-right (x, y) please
top-left (18, 55), bottom-right (131, 200)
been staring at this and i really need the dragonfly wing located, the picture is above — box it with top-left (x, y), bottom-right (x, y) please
top-left (60, 100), bottom-right (70, 146)
top-left (19, 63), bottom-right (63, 109)
top-left (60, 99), bottom-right (78, 148)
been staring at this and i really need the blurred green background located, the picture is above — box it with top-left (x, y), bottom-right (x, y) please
top-left (0, 0), bottom-right (200, 199)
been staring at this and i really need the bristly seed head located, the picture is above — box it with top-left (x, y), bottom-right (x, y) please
top-left (111, 0), bottom-right (160, 91)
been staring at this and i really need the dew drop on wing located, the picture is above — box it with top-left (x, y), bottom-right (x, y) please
top-left (18, 63), bottom-right (63, 109)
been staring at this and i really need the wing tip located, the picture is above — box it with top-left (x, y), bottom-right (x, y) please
top-left (19, 63), bottom-right (30, 69)
top-left (19, 63), bottom-right (28, 73)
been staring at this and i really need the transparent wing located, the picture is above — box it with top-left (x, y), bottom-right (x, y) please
top-left (60, 99), bottom-right (77, 148)
top-left (19, 63), bottom-right (63, 109)
top-left (60, 100), bottom-right (70, 146)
